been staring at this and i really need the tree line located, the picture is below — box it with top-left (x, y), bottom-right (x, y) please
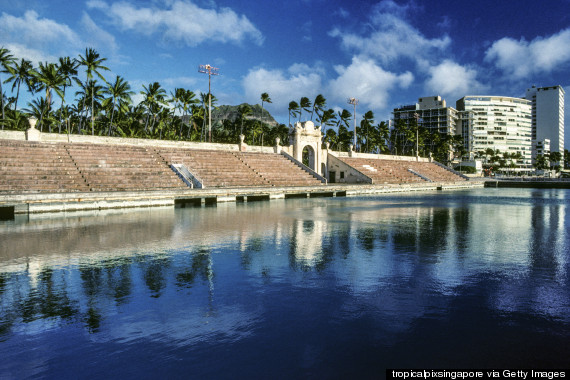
top-left (2, 45), bottom-right (467, 163)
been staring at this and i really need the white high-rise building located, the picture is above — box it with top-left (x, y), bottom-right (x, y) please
top-left (456, 96), bottom-right (533, 170)
top-left (525, 85), bottom-right (565, 157)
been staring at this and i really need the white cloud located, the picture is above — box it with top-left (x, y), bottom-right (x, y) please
top-left (327, 56), bottom-right (414, 110)
top-left (485, 28), bottom-right (570, 79)
top-left (242, 65), bottom-right (323, 113)
top-left (0, 43), bottom-right (57, 65)
top-left (425, 60), bottom-right (487, 99)
top-left (81, 12), bottom-right (119, 54)
top-left (329, 0), bottom-right (450, 66)
top-left (0, 10), bottom-right (81, 54)
top-left (88, 0), bottom-right (264, 47)
top-left (162, 76), bottom-right (199, 88)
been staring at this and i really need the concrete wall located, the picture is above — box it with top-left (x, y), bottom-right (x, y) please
top-left (0, 129), bottom-right (277, 153)
top-left (327, 154), bottom-right (372, 184)
top-left (345, 150), bottom-right (431, 162)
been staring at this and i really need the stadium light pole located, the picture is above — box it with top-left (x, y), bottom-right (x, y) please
top-left (198, 64), bottom-right (220, 143)
top-left (348, 97), bottom-right (359, 150)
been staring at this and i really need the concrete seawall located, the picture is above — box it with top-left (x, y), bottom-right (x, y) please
top-left (485, 180), bottom-right (570, 189)
top-left (0, 182), bottom-right (483, 217)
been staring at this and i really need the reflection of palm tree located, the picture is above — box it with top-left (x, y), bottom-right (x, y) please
top-left (143, 256), bottom-right (170, 298)
top-left (176, 247), bottom-right (212, 288)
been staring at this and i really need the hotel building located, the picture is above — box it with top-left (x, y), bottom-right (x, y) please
top-left (392, 96), bottom-right (459, 136)
top-left (525, 85), bottom-right (565, 160)
top-left (456, 96), bottom-right (533, 168)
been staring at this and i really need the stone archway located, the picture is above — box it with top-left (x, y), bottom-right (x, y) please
top-left (302, 145), bottom-right (316, 170)
top-left (287, 121), bottom-right (325, 175)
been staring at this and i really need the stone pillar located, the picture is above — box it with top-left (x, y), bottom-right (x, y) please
top-left (26, 117), bottom-right (41, 141)
top-left (348, 144), bottom-right (354, 157)
top-left (238, 134), bottom-right (247, 152)
top-left (429, 152), bottom-right (433, 162)
top-left (274, 137), bottom-right (281, 153)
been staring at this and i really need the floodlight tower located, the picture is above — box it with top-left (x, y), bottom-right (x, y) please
top-left (347, 97), bottom-right (359, 149)
top-left (198, 64), bottom-right (220, 142)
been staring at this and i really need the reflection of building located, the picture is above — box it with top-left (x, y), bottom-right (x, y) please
top-left (392, 95), bottom-right (459, 136)
top-left (525, 86), bottom-right (565, 159)
top-left (456, 96), bottom-right (532, 169)
top-left (290, 218), bottom-right (327, 266)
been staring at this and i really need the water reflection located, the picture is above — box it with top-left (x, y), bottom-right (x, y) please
top-left (0, 189), bottom-right (569, 375)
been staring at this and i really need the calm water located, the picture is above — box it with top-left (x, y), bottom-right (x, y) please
top-left (0, 188), bottom-right (569, 379)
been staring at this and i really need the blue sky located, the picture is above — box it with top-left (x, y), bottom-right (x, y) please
top-left (1, 0), bottom-right (569, 145)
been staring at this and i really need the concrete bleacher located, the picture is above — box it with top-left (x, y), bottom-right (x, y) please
top-left (156, 148), bottom-right (323, 187)
top-left (405, 161), bottom-right (466, 182)
top-left (0, 139), bottom-right (89, 193)
top-left (156, 147), bottom-right (270, 187)
top-left (340, 157), bottom-right (424, 184)
top-left (339, 157), bottom-right (466, 184)
top-left (65, 143), bottom-right (188, 192)
top-left (1, 138), bottom-right (465, 195)
top-left (235, 152), bottom-right (324, 187)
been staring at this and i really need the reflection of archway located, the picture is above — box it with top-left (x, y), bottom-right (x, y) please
top-left (302, 145), bottom-right (315, 170)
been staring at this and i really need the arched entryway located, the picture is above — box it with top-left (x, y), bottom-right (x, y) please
top-left (302, 145), bottom-right (316, 170)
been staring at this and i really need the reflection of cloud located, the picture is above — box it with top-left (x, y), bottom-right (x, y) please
top-left (104, 305), bottom-right (261, 346)
top-left (2, 191), bottom-right (569, 328)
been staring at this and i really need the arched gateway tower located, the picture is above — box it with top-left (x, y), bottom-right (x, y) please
top-left (285, 121), bottom-right (328, 177)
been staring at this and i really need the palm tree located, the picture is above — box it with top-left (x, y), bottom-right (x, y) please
top-left (75, 80), bottom-right (104, 134)
top-left (335, 109), bottom-right (351, 137)
top-left (311, 94), bottom-right (326, 121)
top-left (319, 108), bottom-right (336, 135)
top-left (25, 97), bottom-right (52, 132)
top-left (360, 110), bottom-right (374, 153)
top-left (56, 57), bottom-right (79, 133)
top-left (198, 91), bottom-right (218, 141)
top-left (0, 47), bottom-right (16, 128)
top-left (549, 151), bottom-right (562, 170)
top-left (4, 58), bottom-right (35, 111)
top-left (377, 121), bottom-right (390, 153)
top-left (180, 89), bottom-right (198, 139)
top-left (103, 75), bottom-right (133, 136)
top-left (141, 82), bottom-right (167, 133)
top-left (34, 62), bottom-right (66, 132)
top-left (259, 92), bottom-right (272, 139)
top-left (238, 103), bottom-right (252, 136)
top-left (288, 101), bottom-right (299, 126)
top-left (78, 48), bottom-right (109, 135)
top-left (299, 97), bottom-right (311, 121)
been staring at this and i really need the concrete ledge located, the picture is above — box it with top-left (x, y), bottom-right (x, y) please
top-left (0, 182), bottom-right (485, 215)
